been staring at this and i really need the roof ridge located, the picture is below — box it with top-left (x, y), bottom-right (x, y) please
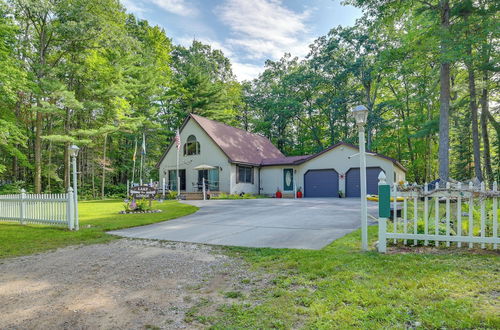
top-left (190, 114), bottom-right (268, 140)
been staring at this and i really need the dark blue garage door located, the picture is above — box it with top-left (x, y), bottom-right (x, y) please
top-left (304, 169), bottom-right (339, 197)
top-left (345, 167), bottom-right (384, 197)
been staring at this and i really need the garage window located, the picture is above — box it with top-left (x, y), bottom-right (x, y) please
top-left (237, 165), bottom-right (253, 184)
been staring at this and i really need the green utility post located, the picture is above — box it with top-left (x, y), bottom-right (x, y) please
top-left (378, 171), bottom-right (390, 253)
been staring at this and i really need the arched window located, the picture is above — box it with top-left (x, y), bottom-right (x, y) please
top-left (183, 135), bottom-right (200, 155)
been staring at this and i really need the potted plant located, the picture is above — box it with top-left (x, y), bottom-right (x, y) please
top-left (275, 187), bottom-right (282, 198)
top-left (338, 190), bottom-right (344, 198)
top-left (296, 187), bottom-right (303, 198)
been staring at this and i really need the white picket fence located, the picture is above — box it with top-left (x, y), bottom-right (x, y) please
top-left (0, 188), bottom-right (78, 230)
top-left (378, 181), bottom-right (499, 252)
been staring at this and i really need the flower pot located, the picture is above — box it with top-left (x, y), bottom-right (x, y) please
top-left (296, 191), bottom-right (303, 198)
top-left (276, 191), bottom-right (282, 198)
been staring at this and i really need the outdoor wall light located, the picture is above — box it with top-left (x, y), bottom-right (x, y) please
top-left (351, 105), bottom-right (368, 126)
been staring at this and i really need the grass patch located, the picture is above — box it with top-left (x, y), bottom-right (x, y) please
top-left (223, 291), bottom-right (245, 299)
top-left (0, 199), bottom-right (198, 259)
top-left (208, 226), bottom-right (500, 329)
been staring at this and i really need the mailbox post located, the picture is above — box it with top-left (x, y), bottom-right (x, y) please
top-left (378, 171), bottom-right (390, 253)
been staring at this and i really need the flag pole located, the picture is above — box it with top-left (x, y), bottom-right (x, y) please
top-left (140, 154), bottom-right (143, 185)
top-left (140, 133), bottom-right (145, 185)
top-left (176, 128), bottom-right (180, 199)
top-left (132, 138), bottom-right (137, 185)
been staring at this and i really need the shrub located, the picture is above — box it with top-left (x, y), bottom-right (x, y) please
top-left (165, 190), bottom-right (178, 200)
top-left (135, 198), bottom-right (152, 211)
top-left (0, 181), bottom-right (25, 194)
top-left (213, 193), bottom-right (258, 200)
top-left (124, 198), bottom-right (152, 212)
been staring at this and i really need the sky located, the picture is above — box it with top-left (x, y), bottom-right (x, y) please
top-left (121, 0), bottom-right (362, 81)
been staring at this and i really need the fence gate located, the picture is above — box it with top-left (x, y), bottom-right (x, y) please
top-left (0, 188), bottom-right (78, 230)
top-left (377, 174), bottom-right (499, 252)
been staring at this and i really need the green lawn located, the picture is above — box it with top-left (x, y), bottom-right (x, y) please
top-left (2, 200), bottom-right (498, 328)
top-left (205, 227), bottom-right (499, 329)
top-left (0, 199), bottom-right (198, 259)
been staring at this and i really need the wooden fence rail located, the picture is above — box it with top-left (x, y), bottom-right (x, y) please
top-left (0, 188), bottom-right (77, 230)
top-left (378, 179), bottom-right (499, 252)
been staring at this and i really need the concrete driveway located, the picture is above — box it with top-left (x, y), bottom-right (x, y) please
top-left (109, 198), bottom-right (378, 250)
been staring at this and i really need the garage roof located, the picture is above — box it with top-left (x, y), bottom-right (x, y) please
top-left (261, 142), bottom-right (407, 172)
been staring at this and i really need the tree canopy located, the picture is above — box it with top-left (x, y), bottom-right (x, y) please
top-left (0, 0), bottom-right (498, 196)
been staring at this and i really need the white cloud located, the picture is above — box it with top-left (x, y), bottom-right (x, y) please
top-left (216, 0), bottom-right (313, 60)
top-left (231, 62), bottom-right (264, 81)
top-left (149, 0), bottom-right (196, 16)
top-left (122, 0), bottom-right (148, 14)
top-left (178, 36), bottom-right (261, 81)
top-left (177, 36), bottom-right (235, 58)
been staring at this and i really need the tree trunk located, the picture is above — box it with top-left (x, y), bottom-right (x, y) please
top-left (466, 58), bottom-right (482, 181)
top-left (480, 72), bottom-right (493, 186)
top-left (12, 154), bottom-right (18, 181)
top-left (92, 154), bottom-right (96, 199)
top-left (101, 134), bottom-right (108, 199)
top-left (63, 106), bottom-right (71, 189)
top-left (438, 0), bottom-right (451, 183)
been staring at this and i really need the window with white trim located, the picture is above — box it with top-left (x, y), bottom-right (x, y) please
top-left (237, 165), bottom-right (253, 184)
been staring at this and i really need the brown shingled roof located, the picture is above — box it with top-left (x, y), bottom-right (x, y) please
top-left (190, 114), bottom-right (284, 165)
top-left (261, 155), bottom-right (311, 165)
top-left (156, 114), bottom-right (284, 167)
top-left (260, 141), bottom-right (406, 172)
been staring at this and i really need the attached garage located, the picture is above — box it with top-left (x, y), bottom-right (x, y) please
top-left (259, 142), bottom-right (406, 197)
top-left (345, 167), bottom-right (384, 197)
top-left (304, 169), bottom-right (339, 197)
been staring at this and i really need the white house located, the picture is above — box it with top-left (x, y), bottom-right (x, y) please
top-left (157, 114), bottom-right (406, 197)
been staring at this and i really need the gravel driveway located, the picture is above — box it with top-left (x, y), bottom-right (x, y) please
top-left (0, 239), bottom-right (266, 329)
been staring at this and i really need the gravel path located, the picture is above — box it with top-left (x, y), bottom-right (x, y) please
top-left (0, 239), bottom-right (264, 329)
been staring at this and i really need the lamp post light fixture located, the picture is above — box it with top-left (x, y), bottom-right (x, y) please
top-left (68, 144), bottom-right (80, 230)
top-left (351, 105), bottom-right (369, 251)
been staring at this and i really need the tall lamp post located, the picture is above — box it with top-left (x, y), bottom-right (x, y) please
top-left (351, 105), bottom-right (369, 251)
top-left (69, 144), bottom-right (80, 230)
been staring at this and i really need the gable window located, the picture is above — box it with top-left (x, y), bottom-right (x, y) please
top-left (183, 135), bottom-right (200, 156)
top-left (237, 165), bottom-right (253, 184)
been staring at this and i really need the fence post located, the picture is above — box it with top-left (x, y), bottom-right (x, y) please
top-left (424, 183), bottom-right (429, 246)
top-left (445, 181), bottom-right (451, 247)
top-left (468, 181), bottom-right (474, 249)
top-left (457, 182), bottom-right (462, 248)
top-left (378, 171), bottom-right (390, 253)
top-left (20, 189), bottom-right (26, 225)
top-left (480, 181), bottom-right (486, 249)
top-left (67, 187), bottom-right (74, 230)
top-left (392, 183), bottom-right (397, 244)
top-left (493, 182), bottom-right (498, 250)
top-left (378, 218), bottom-right (387, 253)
